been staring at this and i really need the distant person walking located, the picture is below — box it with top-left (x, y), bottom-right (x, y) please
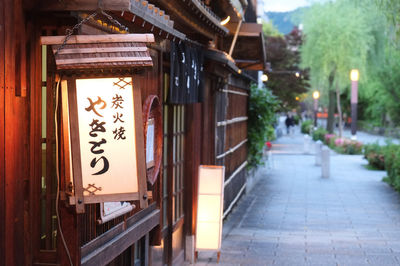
top-left (285, 114), bottom-right (294, 134)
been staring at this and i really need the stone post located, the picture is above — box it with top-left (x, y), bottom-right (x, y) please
top-left (315, 140), bottom-right (322, 166)
top-left (321, 146), bottom-right (330, 178)
top-left (304, 134), bottom-right (310, 154)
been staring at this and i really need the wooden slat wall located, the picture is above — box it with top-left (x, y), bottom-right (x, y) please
top-left (2, 0), bottom-right (30, 265)
top-left (216, 77), bottom-right (250, 215)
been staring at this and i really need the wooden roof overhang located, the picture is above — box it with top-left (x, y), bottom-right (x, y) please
top-left (39, 0), bottom-right (186, 41)
top-left (224, 22), bottom-right (266, 71)
top-left (219, 0), bottom-right (248, 22)
top-left (40, 34), bottom-right (155, 73)
top-left (149, 0), bottom-right (229, 41)
top-left (204, 48), bottom-right (239, 74)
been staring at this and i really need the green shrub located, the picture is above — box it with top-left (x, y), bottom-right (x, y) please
top-left (323, 134), bottom-right (363, 155)
top-left (324, 134), bottom-right (336, 147)
top-left (248, 83), bottom-right (280, 169)
top-left (301, 120), bottom-right (313, 134)
top-left (312, 127), bottom-right (328, 141)
top-left (383, 144), bottom-right (400, 190)
top-left (363, 142), bottom-right (385, 170)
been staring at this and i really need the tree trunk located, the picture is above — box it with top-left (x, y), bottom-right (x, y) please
top-left (336, 81), bottom-right (343, 138)
top-left (327, 90), bottom-right (336, 133)
top-left (326, 71), bottom-right (336, 133)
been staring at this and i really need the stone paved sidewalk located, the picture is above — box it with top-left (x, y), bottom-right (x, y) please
top-left (192, 131), bottom-right (400, 266)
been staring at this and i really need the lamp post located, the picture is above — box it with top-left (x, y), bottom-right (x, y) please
top-left (312, 90), bottom-right (320, 127)
top-left (350, 69), bottom-right (359, 139)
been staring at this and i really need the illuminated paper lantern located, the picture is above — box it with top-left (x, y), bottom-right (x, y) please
top-left (40, 34), bottom-right (155, 213)
top-left (196, 165), bottom-right (225, 260)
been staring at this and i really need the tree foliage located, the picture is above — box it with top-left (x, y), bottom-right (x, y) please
top-left (375, 0), bottom-right (400, 41)
top-left (301, 0), bottom-right (373, 89)
top-left (262, 20), bottom-right (283, 37)
top-left (300, 0), bottom-right (375, 134)
top-left (266, 27), bottom-right (309, 110)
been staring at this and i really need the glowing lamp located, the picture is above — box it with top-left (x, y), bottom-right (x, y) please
top-left (295, 72), bottom-right (300, 78)
top-left (312, 90), bottom-right (320, 100)
top-left (261, 73), bottom-right (268, 82)
top-left (350, 69), bottom-right (359, 81)
top-left (196, 165), bottom-right (225, 260)
top-left (220, 16), bottom-right (230, 26)
top-left (40, 34), bottom-right (154, 213)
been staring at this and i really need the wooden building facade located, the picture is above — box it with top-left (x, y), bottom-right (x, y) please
top-left (0, 0), bottom-right (265, 265)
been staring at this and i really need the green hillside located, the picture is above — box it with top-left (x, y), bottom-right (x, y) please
top-left (265, 7), bottom-right (307, 34)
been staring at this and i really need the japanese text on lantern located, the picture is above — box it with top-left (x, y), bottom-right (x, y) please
top-left (75, 77), bottom-right (139, 196)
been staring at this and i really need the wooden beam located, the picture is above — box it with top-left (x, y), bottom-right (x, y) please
top-left (225, 22), bottom-right (262, 36)
top-left (54, 46), bottom-right (149, 55)
top-left (56, 56), bottom-right (153, 65)
top-left (81, 208), bottom-right (160, 266)
top-left (38, 0), bottom-right (130, 11)
top-left (65, 78), bottom-right (85, 213)
top-left (0, 0), bottom-right (5, 264)
top-left (40, 34), bottom-right (155, 45)
top-left (184, 104), bottom-right (201, 236)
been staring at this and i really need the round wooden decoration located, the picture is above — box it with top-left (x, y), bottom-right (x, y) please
top-left (142, 95), bottom-right (162, 185)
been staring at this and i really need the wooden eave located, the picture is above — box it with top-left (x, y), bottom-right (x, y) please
top-left (150, 0), bottom-right (229, 40)
top-left (124, 0), bottom-right (186, 40)
top-left (40, 34), bottom-right (155, 71)
top-left (224, 23), bottom-right (266, 71)
top-left (188, 0), bottom-right (229, 34)
top-left (38, 0), bottom-right (186, 41)
top-left (226, 0), bottom-right (248, 20)
top-left (204, 48), bottom-right (239, 74)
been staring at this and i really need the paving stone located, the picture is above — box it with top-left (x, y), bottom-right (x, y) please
top-left (334, 254), bottom-right (369, 265)
top-left (366, 255), bottom-right (399, 265)
top-left (193, 130), bottom-right (400, 266)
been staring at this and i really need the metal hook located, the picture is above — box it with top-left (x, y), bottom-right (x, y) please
top-left (151, 25), bottom-right (154, 32)
top-left (166, 33), bottom-right (169, 39)
top-left (173, 36), bottom-right (176, 42)
top-left (142, 21), bottom-right (146, 27)
top-left (132, 15), bottom-right (136, 23)
top-left (159, 30), bottom-right (163, 36)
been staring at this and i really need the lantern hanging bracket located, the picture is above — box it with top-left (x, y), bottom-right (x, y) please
top-left (55, 8), bottom-right (130, 56)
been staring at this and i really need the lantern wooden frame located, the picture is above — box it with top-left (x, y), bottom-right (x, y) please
top-left (40, 34), bottom-right (155, 213)
top-left (61, 75), bottom-right (148, 213)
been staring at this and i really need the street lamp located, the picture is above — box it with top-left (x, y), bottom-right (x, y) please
top-left (350, 69), bottom-right (359, 139)
top-left (312, 90), bottom-right (320, 127)
top-left (261, 73), bottom-right (268, 82)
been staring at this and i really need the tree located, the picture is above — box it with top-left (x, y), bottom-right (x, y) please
top-left (265, 27), bottom-right (309, 111)
top-left (300, 0), bottom-right (374, 136)
top-left (262, 20), bottom-right (283, 37)
top-left (375, 0), bottom-right (400, 41)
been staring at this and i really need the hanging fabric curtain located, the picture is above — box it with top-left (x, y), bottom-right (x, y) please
top-left (169, 42), bottom-right (204, 104)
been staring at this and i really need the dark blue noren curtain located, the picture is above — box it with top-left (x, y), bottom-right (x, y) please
top-left (169, 42), bottom-right (204, 104)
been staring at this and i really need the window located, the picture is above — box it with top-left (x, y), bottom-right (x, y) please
top-left (162, 73), bottom-right (185, 228)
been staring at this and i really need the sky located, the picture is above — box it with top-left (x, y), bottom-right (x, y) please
top-left (263, 0), bottom-right (310, 12)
